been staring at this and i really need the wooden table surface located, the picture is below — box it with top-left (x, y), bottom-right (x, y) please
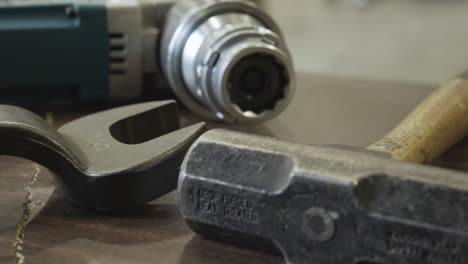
top-left (0, 73), bottom-right (467, 264)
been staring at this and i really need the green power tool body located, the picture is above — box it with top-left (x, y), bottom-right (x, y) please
top-left (0, 2), bottom-right (109, 102)
top-left (0, 0), bottom-right (170, 104)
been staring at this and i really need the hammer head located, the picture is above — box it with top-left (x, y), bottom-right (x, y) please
top-left (178, 129), bottom-right (468, 264)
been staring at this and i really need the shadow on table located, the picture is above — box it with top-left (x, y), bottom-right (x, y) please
top-left (6, 188), bottom-right (190, 257)
top-left (180, 111), bottom-right (276, 138)
top-left (179, 234), bottom-right (284, 264)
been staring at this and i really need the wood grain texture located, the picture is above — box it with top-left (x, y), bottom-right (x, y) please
top-left (368, 73), bottom-right (468, 163)
top-left (0, 73), bottom-right (467, 264)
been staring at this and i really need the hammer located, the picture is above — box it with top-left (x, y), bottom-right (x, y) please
top-left (178, 71), bottom-right (468, 264)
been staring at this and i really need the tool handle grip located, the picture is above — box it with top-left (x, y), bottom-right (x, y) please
top-left (367, 71), bottom-right (468, 163)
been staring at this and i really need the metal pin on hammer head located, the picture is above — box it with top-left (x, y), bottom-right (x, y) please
top-left (0, 101), bottom-right (206, 210)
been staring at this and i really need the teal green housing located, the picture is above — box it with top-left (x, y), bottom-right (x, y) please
top-left (0, 4), bottom-right (109, 103)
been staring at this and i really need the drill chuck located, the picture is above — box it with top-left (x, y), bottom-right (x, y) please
top-left (161, 0), bottom-right (295, 123)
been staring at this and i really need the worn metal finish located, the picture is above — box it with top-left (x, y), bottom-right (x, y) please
top-left (178, 129), bottom-right (468, 264)
top-left (0, 101), bottom-right (205, 210)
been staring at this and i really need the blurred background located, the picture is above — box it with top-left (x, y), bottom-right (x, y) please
top-left (3, 0), bottom-right (467, 85)
top-left (260, 0), bottom-right (468, 85)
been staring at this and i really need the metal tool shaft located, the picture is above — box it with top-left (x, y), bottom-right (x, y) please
top-left (0, 101), bottom-right (205, 210)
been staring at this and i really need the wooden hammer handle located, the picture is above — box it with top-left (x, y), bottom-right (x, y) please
top-left (367, 71), bottom-right (468, 164)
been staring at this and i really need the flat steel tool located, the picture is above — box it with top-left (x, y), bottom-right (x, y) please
top-left (0, 100), bottom-right (205, 210)
top-left (178, 71), bottom-right (468, 264)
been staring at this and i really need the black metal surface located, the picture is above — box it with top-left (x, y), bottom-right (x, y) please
top-left (178, 129), bottom-right (468, 264)
top-left (0, 101), bottom-right (205, 210)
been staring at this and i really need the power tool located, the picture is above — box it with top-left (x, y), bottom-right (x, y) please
top-left (0, 0), bottom-right (295, 123)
